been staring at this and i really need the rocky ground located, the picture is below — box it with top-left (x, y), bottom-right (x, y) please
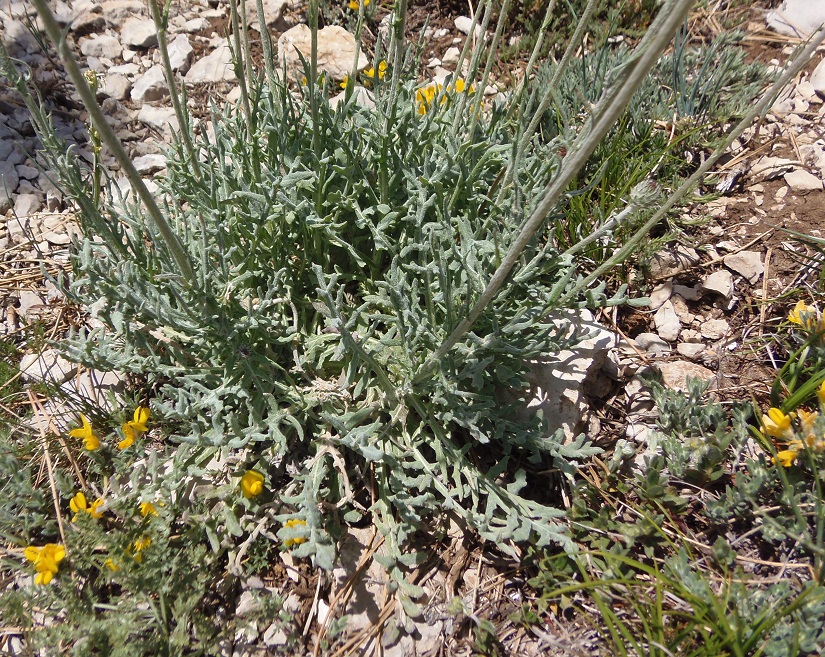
top-left (2, 0), bottom-right (825, 655)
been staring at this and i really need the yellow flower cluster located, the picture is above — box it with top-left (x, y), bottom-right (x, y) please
top-left (788, 301), bottom-right (824, 333)
top-left (348, 0), bottom-right (369, 10)
top-left (70, 492), bottom-right (105, 521)
top-left (24, 543), bottom-right (65, 585)
top-left (67, 406), bottom-right (151, 452)
top-left (363, 60), bottom-right (387, 83)
top-left (764, 382), bottom-right (825, 467)
top-left (283, 518), bottom-right (307, 547)
top-left (416, 79), bottom-right (475, 115)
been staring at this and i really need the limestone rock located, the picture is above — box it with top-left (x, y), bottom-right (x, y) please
top-left (766, 0), bottom-right (825, 38)
top-left (137, 105), bottom-right (179, 132)
top-left (13, 193), bottom-right (42, 217)
top-left (133, 153), bottom-right (166, 175)
top-left (649, 282), bottom-right (672, 310)
top-left (131, 65), bottom-right (169, 103)
top-left (102, 73), bottom-right (131, 101)
top-left (657, 360), bottom-right (716, 392)
top-left (784, 168), bottom-right (823, 192)
top-left (329, 86), bottom-right (375, 110)
top-left (441, 46), bottom-right (461, 67)
top-left (20, 350), bottom-right (75, 384)
top-left (676, 342), bottom-right (706, 360)
top-left (71, 9), bottom-right (106, 36)
top-left (634, 333), bottom-right (671, 355)
top-left (723, 251), bottom-right (764, 284)
top-left (653, 300), bottom-right (681, 342)
top-left (701, 270), bottom-right (734, 299)
top-left (812, 58), bottom-right (825, 99)
top-left (454, 16), bottom-right (483, 37)
top-left (245, 0), bottom-right (289, 30)
top-left (700, 318), bottom-right (729, 341)
top-left (751, 156), bottom-right (796, 182)
top-left (121, 18), bottom-right (158, 49)
top-left (80, 34), bottom-right (122, 59)
top-left (185, 42), bottom-right (236, 83)
top-left (517, 310), bottom-right (616, 440)
top-left (167, 34), bottom-right (194, 73)
top-left (277, 25), bottom-right (368, 82)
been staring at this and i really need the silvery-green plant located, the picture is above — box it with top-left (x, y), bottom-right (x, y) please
top-left (17, 0), bottom-right (825, 596)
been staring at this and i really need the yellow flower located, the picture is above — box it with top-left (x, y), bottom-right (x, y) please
top-left (241, 470), bottom-right (265, 499)
top-left (119, 406), bottom-right (150, 450)
top-left (774, 449), bottom-right (799, 468)
top-left (416, 83), bottom-right (441, 115)
top-left (132, 536), bottom-right (151, 563)
top-left (24, 543), bottom-right (66, 585)
top-left (283, 518), bottom-right (307, 547)
top-left (788, 301), bottom-right (818, 328)
top-left (104, 558), bottom-right (119, 572)
top-left (69, 414), bottom-right (100, 451)
top-left (339, 75), bottom-right (350, 90)
top-left (70, 492), bottom-right (105, 521)
top-left (762, 407), bottom-right (793, 438)
top-left (818, 380), bottom-right (825, 405)
top-left (348, 0), bottom-right (369, 9)
top-left (140, 501), bottom-right (158, 517)
top-left (363, 60), bottom-right (387, 81)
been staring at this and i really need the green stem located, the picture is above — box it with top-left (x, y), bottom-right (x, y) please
top-left (30, 0), bottom-right (195, 284)
top-left (148, 0), bottom-right (201, 180)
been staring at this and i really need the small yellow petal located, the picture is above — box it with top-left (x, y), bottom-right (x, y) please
top-left (24, 546), bottom-right (41, 563)
top-left (118, 424), bottom-right (136, 450)
top-left (774, 449), bottom-right (799, 468)
top-left (241, 470), bottom-right (265, 498)
top-left (140, 501), bottom-right (158, 517)
top-left (104, 558), bottom-right (119, 572)
top-left (70, 492), bottom-right (87, 515)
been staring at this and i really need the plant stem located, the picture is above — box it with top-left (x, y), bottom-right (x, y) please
top-left (30, 0), bottom-right (195, 284)
top-left (413, 0), bottom-right (694, 384)
top-left (148, 0), bottom-right (201, 180)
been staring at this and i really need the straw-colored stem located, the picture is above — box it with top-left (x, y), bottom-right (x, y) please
top-left (148, 0), bottom-right (201, 180)
top-left (413, 0), bottom-right (694, 384)
top-left (30, 0), bottom-right (195, 284)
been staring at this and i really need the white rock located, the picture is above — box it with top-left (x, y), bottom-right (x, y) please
top-left (700, 270), bottom-right (734, 298)
top-left (133, 153), bottom-right (166, 175)
top-left (120, 18), bottom-right (158, 49)
top-left (649, 282), bottom-right (672, 310)
top-left (167, 33), bottom-right (194, 73)
top-left (131, 65), bottom-right (168, 103)
top-left (441, 46), bottom-right (461, 67)
top-left (784, 168), bottom-right (823, 192)
top-left (185, 42), bottom-right (236, 83)
top-left (245, 0), bottom-right (288, 30)
top-left (653, 300), bottom-right (681, 341)
top-left (13, 193), bottom-right (41, 217)
top-left (426, 57), bottom-right (441, 68)
top-left (61, 370), bottom-right (125, 409)
top-left (329, 85), bottom-right (375, 111)
top-left (633, 332), bottom-right (671, 355)
top-left (676, 343), bottom-right (706, 360)
top-left (108, 62), bottom-right (140, 76)
top-left (723, 251), bottom-right (764, 284)
top-left (277, 25), bottom-right (368, 82)
top-left (812, 58), bottom-right (825, 99)
top-left (454, 16), bottom-right (483, 37)
top-left (137, 105), bottom-right (179, 132)
top-left (766, 0), bottom-right (825, 38)
top-left (182, 17), bottom-right (209, 33)
top-left (700, 318), bottom-right (729, 340)
top-left (751, 156), bottom-right (796, 182)
top-left (80, 34), bottom-right (122, 59)
top-left (672, 283), bottom-right (701, 301)
top-left (16, 290), bottom-right (43, 320)
top-left (516, 309), bottom-right (616, 440)
top-left (20, 350), bottom-right (75, 384)
top-left (657, 360), bottom-right (716, 392)
top-left (102, 73), bottom-right (131, 100)
top-left (100, 0), bottom-right (144, 22)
